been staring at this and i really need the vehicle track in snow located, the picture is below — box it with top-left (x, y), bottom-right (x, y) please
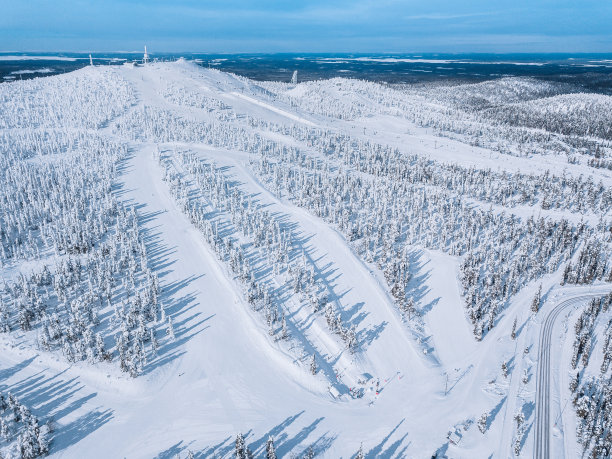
top-left (534, 295), bottom-right (596, 459)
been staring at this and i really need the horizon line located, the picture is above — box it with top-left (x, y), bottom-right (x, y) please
top-left (2, 50), bottom-right (612, 56)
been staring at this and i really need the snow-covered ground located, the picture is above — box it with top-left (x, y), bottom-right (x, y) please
top-left (0, 60), bottom-right (610, 458)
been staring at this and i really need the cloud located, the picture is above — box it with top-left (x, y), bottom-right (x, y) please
top-left (404, 11), bottom-right (498, 20)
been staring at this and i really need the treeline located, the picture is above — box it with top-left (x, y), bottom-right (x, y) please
top-left (570, 294), bottom-right (612, 458)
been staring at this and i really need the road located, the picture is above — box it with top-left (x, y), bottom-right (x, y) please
top-left (533, 294), bottom-right (597, 459)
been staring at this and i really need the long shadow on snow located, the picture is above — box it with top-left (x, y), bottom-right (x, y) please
top-left (52, 408), bottom-right (114, 454)
top-left (366, 418), bottom-right (408, 459)
top-left (275, 417), bottom-right (326, 457)
top-left (179, 168), bottom-right (353, 393)
top-left (0, 357), bottom-right (113, 455)
top-left (192, 412), bottom-right (334, 458)
top-left (267, 198), bottom-right (389, 353)
top-left (111, 151), bottom-right (136, 199)
top-left (245, 412), bottom-right (305, 456)
top-left (155, 440), bottom-right (188, 459)
top-left (309, 256), bottom-right (388, 352)
top-left (126, 199), bottom-right (213, 374)
top-left (0, 356), bottom-right (37, 381)
top-left (168, 160), bottom-right (383, 392)
top-left (486, 395), bottom-right (507, 429)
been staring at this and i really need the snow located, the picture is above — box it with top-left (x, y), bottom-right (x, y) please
top-left (228, 92), bottom-right (317, 126)
top-left (10, 68), bottom-right (54, 75)
top-left (0, 60), bottom-right (610, 458)
top-left (420, 250), bottom-right (476, 366)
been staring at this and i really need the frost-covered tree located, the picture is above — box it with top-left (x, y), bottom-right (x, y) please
top-left (266, 436), bottom-right (277, 459)
top-left (531, 284), bottom-right (542, 314)
top-left (478, 412), bottom-right (488, 434)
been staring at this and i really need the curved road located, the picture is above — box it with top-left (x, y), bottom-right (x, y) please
top-left (534, 294), bottom-right (597, 459)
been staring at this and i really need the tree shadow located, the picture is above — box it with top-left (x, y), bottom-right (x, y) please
top-left (155, 440), bottom-right (188, 459)
top-left (523, 400), bottom-right (535, 419)
top-left (358, 321), bottom-right (388, 350)
top-left (1, 356), bottom-right (114, 456)
top-left (0, 356), bottom-right (37, 381)
top-left (52, 408), bottom-right (114, 454)
top-left (520, 421), bottom-right (533, 450)
top-left (198, 435), bottom-right (233, 458)
top-left (187, 412), bottom-right (333, 458)
top-left (247, 411), bottom-right (304, 455)
top-left (276, 417), bottom-right (325, 457)
top-left (366, 418), bottom-right (406, 458)
top-left (487, 396), bottom-right (507, 428)
top-left (307, 431), bottom-right (337, 457)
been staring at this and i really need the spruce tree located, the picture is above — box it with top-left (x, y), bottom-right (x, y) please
top-left (478, 412), bottom-right (488, 434)
top-left (266, 436), bottom-right (277, 459)
top-left (531, 284), bottom-right (542, 314)
top-left (235, 432), bottom-right (246, 458)
top-left (310, 354), bottom-right (317, 375)
top-left (355, 443), bottom-right (365, 459)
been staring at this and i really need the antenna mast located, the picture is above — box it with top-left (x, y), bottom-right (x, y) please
top-left (143, 46), bottom-right (149, 64)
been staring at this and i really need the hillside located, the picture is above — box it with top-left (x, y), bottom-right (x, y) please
top-left (0, 60), bottom-right (610, 458)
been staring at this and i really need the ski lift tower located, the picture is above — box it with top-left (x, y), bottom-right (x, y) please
top-left (143, 46), bottom-right (150, 64)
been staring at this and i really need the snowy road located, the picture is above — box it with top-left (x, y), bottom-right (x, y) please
top-left (533, 294), bottom-right (598, 459)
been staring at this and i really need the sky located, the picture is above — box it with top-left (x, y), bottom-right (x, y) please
top-left (0, 0), bottom-right (610, 53)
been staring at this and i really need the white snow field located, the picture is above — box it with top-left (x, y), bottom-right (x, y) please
top-left (0, 59), bottom-right (611, 458)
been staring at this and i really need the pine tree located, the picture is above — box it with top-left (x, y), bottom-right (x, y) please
top-left (502, 361), bottom-right (508, 378)
top-left (513, 434), bottom-right (522, 456)
top-left (235, 433), bottom-right (247, 459)
top-left (569, 372), bottom-right (580, 393)
top-left (36, 423), bottom-right (50, 455)
top-left (0, 418), bottom-right (8, 440)
top-left (310, 354), bottom-right (317, 375)
top-left (96, 333), bottom-right (110, 361)
top-left (514, 411), bottom-right (524, 429)
top-left (402, 297), bottom-right (416, 320)
top-left (280, 313), bottom-right (288, 340)
top-left (18, 426), bottom-right (39, 459)
top-left (167, 316), bottom-right (175, 341)
top-left (266, 436), bottom-right (277, 459)
top-left (531, 284), bottom-right (542, 314)
top-left (478, 412), bottom-right (488, 434)
top-left (511, 318), bottom-right (517, 340)
top-left (150, 328), bottom-right (158, 355)
top-left (355, 443), bottom-right (365, 459)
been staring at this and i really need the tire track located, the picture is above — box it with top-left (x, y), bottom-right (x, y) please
top-left (534, 295), bottom-right (596, 459)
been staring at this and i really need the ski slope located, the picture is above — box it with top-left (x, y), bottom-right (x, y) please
top-left (0, 60), bottom-right (611, 458)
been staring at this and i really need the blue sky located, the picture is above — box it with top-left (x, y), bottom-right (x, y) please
top-left (0, 0), bottom-right (610, 53)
